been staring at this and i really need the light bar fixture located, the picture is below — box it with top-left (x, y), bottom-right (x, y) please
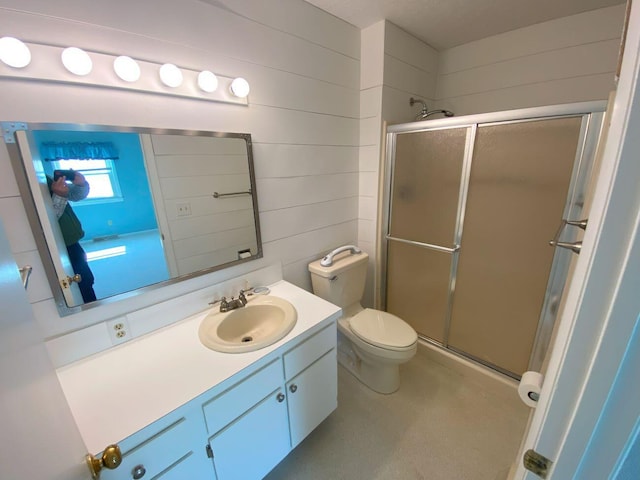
top-left (61, 47), bottom-right (93, 76)
top-left (0, 36), bottom-right (250, 105)
top-left (197, 70), bottom-right (218, 93)
top-left (230, 77), bottom-right (250, 98)
top-left (0, 36), bottom-right (31, 68)
top-left (113, 55), bottom-right (141, 82)
top-left (159, 63), bottom-right (183, 87)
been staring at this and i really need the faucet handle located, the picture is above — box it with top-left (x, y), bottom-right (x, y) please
top-left (209, 296), bottom-right (227, 306)
top-left (238, 290), bottom-right (248, 305)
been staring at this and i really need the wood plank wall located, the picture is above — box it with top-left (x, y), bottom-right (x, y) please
top-left (0, 0), bottom-right (361, 340)
top-left (144, 134), bottom-right (259, 276)
top-left (435, 4), bottom-right (626, 115)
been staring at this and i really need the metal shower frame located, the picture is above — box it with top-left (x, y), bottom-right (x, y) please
top-left (377, 101), bottom-right (607, 377)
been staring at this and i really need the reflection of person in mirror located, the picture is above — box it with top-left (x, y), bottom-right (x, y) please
top-left (48, 171), bottom-right (97, 303)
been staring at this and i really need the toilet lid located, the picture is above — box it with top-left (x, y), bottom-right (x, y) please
top-left (350, 309), bottom-right (417, 350)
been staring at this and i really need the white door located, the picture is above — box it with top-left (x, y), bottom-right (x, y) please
top-left (513, 2), bottom-right (640, 478)
top-left (0, 219), bottom-right (89, 480)
top-left (15, 130), bottom-right (84, 307)
top-left (139, 134), bottom-right (179, 277)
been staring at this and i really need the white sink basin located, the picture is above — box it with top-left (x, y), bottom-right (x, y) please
top-left (198, 295), bottom-right (297, 353)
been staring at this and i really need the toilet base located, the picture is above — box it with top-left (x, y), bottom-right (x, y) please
top-left (337, 331), bottom-right (402, 394)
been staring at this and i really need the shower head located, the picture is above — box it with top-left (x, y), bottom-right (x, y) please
top-left (422, 109), bottom-right (455, 119)
top-left (409, 97), bottom-right (454, 120)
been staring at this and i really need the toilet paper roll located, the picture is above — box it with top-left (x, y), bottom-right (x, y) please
top-left (518, 371), bottom-right (544, 407)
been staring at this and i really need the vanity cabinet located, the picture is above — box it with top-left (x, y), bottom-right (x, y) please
top-left (100, 321), bottom-right (336, 480)
top-left (205, 323), bottom-right (337, 479)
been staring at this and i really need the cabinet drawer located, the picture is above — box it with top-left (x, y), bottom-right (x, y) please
top-left (101, 416), bottom-right (195, 480)
top-left (153, 451), bottom-right (205, 479)
top-left (283, 323), bottom-right (335, 380)
top-left (203, 358), bottom-right (283, 435)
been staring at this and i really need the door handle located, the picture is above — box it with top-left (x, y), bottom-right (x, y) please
top-left (60, 273), bottom-right (82, 289)
top-left (19, 265), bottom-right (32, 290)
top-left (86, 444), bottom-right (122, 479)
top-left (551, 241), bottom-right (582, 254)
top-left (565, 219), bottom-right (588, 230)
top-left (549, 219), bottom-right (588, 255)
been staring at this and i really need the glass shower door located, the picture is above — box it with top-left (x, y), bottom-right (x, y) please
top-left (447, 117), bottom-right (584, 376)
top-left (384, 107), bottom-right (603, 379)
top-left (385, 127), bottom-right (471, 343)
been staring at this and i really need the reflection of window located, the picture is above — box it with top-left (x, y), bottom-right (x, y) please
top-left (86, 246), bottom-right (127, 261)
top-left (53, 159), bottom-right (122, 203)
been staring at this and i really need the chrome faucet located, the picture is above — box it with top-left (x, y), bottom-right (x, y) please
top-left (210, 289), bottom-right (249, 312)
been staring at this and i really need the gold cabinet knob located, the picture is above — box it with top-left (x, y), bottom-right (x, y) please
top-left (86, 444), bottom-right (122, 479)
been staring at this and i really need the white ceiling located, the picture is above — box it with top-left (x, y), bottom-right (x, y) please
top-left (303, 0), bottom-right (626, 50)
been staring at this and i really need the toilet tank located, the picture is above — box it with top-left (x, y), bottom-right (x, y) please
top-left (308, 251), bottom-right (369, 308)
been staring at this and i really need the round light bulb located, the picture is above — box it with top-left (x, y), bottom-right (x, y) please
top-left (159, 63), bottom-right (183, 88)
top-left (61, 47), bottom-right (92, 76)
top-left (197, 70), bottom-right (218, 93)
top-left (0, 36), bottom-right (31, 68)
top-left (230, 77), bottom-right (250, 98)
top-left (113, 55), bottom-right (140, 82)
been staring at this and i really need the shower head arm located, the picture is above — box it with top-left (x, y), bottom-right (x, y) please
top-left (409, 97), bottom-right (428, 117)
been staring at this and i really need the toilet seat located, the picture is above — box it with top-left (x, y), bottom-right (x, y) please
top-left (350, 309), bottom-right (417, 351)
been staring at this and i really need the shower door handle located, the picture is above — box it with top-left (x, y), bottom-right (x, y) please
top-left (550, 241), bottom-right (582, 254)
top-left (549, 218), bottom-right (588, 254)
top-left (565, 219), bottom-right (588, 230)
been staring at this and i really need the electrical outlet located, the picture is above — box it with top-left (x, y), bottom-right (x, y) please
top-left (107, 317), bottom-right (132, 345)
top-left (176, 202), bottom-right (192, 216)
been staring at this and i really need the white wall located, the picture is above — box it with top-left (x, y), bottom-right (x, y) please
top-left (141, 134), bottom-right (258, 276)
top-left (435, 4), bottom-right (627, 115)
top-left (382, 22), bottom-right (440, 124)
top-left (359, 21), bottom-right (385, 308)
top-left (0, 0), bottom-right (360, 350)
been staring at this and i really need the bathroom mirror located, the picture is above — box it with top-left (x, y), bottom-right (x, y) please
top-left (6, 123), bottom-right (262, 316)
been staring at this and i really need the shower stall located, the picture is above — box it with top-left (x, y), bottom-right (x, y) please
top-left (379, 102), bottom-right (606, 378)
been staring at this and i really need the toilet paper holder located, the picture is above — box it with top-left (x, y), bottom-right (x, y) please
top-left (519, 371), bottom-right (544, 407)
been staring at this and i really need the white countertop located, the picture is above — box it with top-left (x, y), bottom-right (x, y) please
top-left (56, 281), bottom-right (341, 453)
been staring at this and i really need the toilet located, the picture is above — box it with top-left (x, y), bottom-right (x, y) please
top-left (308, 245), bottom-right (417, 394)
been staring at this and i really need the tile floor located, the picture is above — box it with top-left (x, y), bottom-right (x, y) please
top-left (265, 343), bottom-right (530, 480)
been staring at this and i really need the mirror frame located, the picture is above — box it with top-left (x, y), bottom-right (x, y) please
top-left (5, 122), bottom-right (263, 316)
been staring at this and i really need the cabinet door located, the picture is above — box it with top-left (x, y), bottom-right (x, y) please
top-left (210, 389), bottom-right (290, 480)
top-left (287, 348), bottom-right (337, 448)
top-left (101, 408), bottom-right (212, 480)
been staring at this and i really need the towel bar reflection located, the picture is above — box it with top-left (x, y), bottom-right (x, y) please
top-left (212, 190), bottom-right (252, 198)
top-left (19, 265), bottom-right (32, 290)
